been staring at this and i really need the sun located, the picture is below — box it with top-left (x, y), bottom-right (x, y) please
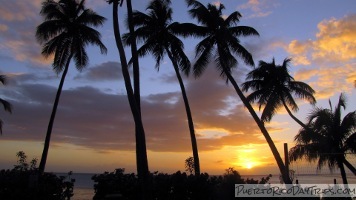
top-left (245, 162), bottom-right (253, 169)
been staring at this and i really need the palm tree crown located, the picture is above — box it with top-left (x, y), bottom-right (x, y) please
top-left (0, 75), bottom-right (12, 134)
top-left (123, 0), bottom-right (190, 75)
top-left (242, 58), bottom-right (316, 123)
top-left (36, 0), bottom-right (107, 73)
top-left (181, 0), bottom-right (259, 77)
top-left (289, 93), bottom-right (356, 184)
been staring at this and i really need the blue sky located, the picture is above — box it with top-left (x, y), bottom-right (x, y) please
top-left (0, 0), bottom-right (355, 175)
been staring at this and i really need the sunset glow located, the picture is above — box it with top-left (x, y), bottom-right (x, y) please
top-left (0, 0), bottom-right (355, 176)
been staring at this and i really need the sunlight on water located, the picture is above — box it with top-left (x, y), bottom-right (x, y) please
top-left (73, 188), bottom-right (94, 200)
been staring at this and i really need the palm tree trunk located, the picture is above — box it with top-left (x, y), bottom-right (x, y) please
top-left (126, 0), bottom-right (141, 114)
top-left (282, 100), bottom-right (307, 129)
top-left (125, 0), bottom-right (142, 175)
top-left (338, 158), bottom-right (348, 185)
top-left (111, 2), bottom-right (150, 199)
top-left (166, 48), bottom-right (200, 175)
top-left (125, 1), bottom-right (152, 198)
top-left (343, 159), bottom-right (356, 175)
top-left (125, 0), bottom-right (146, 181)
top-left (39, 55), bottom-right (72, 173)
top-left (224, 71), bottom-right (291, 184)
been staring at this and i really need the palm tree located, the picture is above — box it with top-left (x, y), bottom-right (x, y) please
top-left (181, 0), bottom-right (292, 183)
top-left (123, 0), bottom-right (201, 175)
top-left (0, 75), bottom-right (12, 134)
top-left (289, 93), bottom-right (356, 185)
top-left (107, 0), bottom-right (150, 198)
top-left (242, 58), bottom-right (316, 128)
top-left (36, 0), bottom-right (107, 173)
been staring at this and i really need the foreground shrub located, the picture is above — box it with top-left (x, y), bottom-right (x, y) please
top-left (0, 151), bottom-right (74, 200)
top-left (92, 168), bottom-right (270, 200)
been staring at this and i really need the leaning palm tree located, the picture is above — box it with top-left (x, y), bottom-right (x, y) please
top-left (123, 0), bottom-right (201, 175)
top-left (181, 0), bottom-right (292, 183)
top-left (36, 0), bottom-right (107, 173)
top-left (289, 93), bottom-right (356, 185)
top-left (107, 0), bottom-right (151, 198)
top-left (242, 58), bottom-right (316, 128)
top-left (0, 75), bottom-right (12, 134)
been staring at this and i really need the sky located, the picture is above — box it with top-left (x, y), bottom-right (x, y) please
top-left (0, 0), bottom-right (355, 176)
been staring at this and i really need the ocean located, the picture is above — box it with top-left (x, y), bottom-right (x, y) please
top-left (66, 173), bottom-right (356, 200)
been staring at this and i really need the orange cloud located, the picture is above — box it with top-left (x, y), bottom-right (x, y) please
top-left (287, 15), bottom-right (356, 99)
top-left (237, 0), bottom-right (275, 18)
top-left (294, 69), bottom-right (319, 81)
top-left (312, 15), bottom-right (356, 62)
top-left (287, 40), bottom-right (313, 65)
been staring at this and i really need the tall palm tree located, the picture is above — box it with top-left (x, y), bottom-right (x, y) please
top-left (181, 0), bottom-right (292, 183)
top-left (107, 1), bottom-right (150, 198)
top-left (123, 0), bottom-right (201, 175)
top-left (242, 58), bottom-right (316, 128)
top-left (289, 93), bottom-right (356, 185)
top-left (36, 0), bottom-right (107, 173)
top-left (0, 75), bottom-right (12, 134)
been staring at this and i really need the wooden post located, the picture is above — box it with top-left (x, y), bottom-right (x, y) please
top-left (284, 143), bottom-right (289, 178)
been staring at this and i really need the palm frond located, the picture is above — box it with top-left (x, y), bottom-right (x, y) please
top-left (73, 43), bottom-right (88, 71)
top-left (288, 81), bottom-right (316, 104)
top-left (260, 94), bottom-right (281, 122)
top-left (334, 93), bottom-right (346, 128)
top-left (76, 9), bottom-right (106, 27)
top-left (216, 42), bottom-right (237, 77)
top-left (0, 75), bottom-right (7, 85)
top-left (245, 90), bottom-right (265, 105)
top-left (0, 98), bottom-right (12, 113)
top-left (78, 26), bottom-right (107, 54)
top-left (344, 132), bottom-right (356, 153)
top-left (241, 79), bottom-right (264, 92)
top-left (40, 1), bottom-right (66, 21)
top-left (340, 111), bottom-right (356, 139)
top-left (283, 91), bottom-right (299, 112)
top-left (229, 26), bottom-right (259, 37)
top-left (170, 42), bottom-right (191, 76)
top-left (52, 38), bottom-right (72, 73)
top-left (228, 36), bottom-right (254, 66)
top-left (224, 11), bottom-right (241, 26)
top-left (193, 38), bottom-right (214, 78)
top-left (36, 20), bottom-right (67, 43)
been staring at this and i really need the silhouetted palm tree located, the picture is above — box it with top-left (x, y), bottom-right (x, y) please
top-left (0, 75), bottom-right (12, 134)
top-left (289, 93), bottom-right (356, 185)
top-left (242, 58), bottom-right (316, 128)
top-left (107, 0), bottom-right (150, 198)
top-left (181, 0), bottom-right (292, 183)
top-left (123, 0), bottom-right (201, 175)
top-left (36, 0), bottom-right (107, 173)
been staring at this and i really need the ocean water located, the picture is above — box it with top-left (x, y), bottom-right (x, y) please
top-left (66, 173), bottom-right (356, 200)
top-left (57, 173), bottom-right (95, 200)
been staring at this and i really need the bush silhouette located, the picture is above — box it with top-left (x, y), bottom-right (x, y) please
top-left (0, 151), bottom-right (74, 200)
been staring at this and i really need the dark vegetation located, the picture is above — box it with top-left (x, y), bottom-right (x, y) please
top-left (0, 151), bottom-right (74, 200)
top-left (92, 168), bottom-right (273, 200)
